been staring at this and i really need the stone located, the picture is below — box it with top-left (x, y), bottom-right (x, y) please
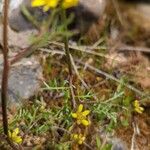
top-left (79, 0), bottom-right (106, 18)
top-left (0, 24), bottom-right (37, 48)
top-left (0, 55), bottom-right (43, 106)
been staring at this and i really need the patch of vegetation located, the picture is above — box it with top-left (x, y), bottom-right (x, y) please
top-left (0, 0), bottom-right (149, 149)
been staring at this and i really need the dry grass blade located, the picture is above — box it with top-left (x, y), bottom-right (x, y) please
top-left (117, 45), bottom-right (150, 53)
top-left (70, 54), bottom-right (89, 89)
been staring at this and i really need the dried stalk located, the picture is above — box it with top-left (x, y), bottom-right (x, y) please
top-left (1, 1), bottom-right (20, 149)
top-left (1, 0), bottom-right (9, 136)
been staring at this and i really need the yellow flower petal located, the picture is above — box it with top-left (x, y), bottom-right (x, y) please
top-left (72, 134), bottom-right (78, 140)
top-left (31, 0), bottom-right (59, 11)
top-left (8, 128), bottom-right (22, 144)
top-left (77, 104), bottom-right (83, 113)
top-left (82, 110), bottom-right (90, 116)
top-left (71, 113), bottom-right (77, 118)
top-left (13, 136), bottom-right (22, 144)
top-left (140, 107), bottom-right (144, 111)
top-left (133, 100), bottom-right (140, 107)
top-left (72, 133), bottom-right (85, 145)
top-left (133, 100), bottom-right (144, 114)
top-left (78, 140), bottom-right (83, 144)
top-left (62, 0), bottom-right (79, 9)
top-left (31, 0), bottom-right (46, 7)
top-left (14, 128), bottom-right (19, 135)
top-left (12, 128), bottom-right (19, 137)
top-left (135, 107), bottom-right (144, 114)
top-left (43, 5), bottom-right (50, 11)
top-left (81, 119), bottom-right (89, 126)
top-left (135, 108), bottom-right (142, 114)
top-left (48, 0), bottom-right (59, 8)
top-left (8, 131), bottom-right (12, 138)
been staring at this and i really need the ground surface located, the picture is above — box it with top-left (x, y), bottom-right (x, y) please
top-left (0, 0), bottom-right (150, 150)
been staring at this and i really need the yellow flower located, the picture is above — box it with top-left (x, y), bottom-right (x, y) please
top-left (71, 133), bottom-right (85, 145)
top-left (31, 0), bottom-right (59, 11)
top-left (71, 104), bottom-right (90, 126)
top-left (133, 100), bottom-right (144, 114)
top-left (62, 0), bottom-right (79, 9)
top-left (31, 0), bottom-right (79, 11)
top-left (8, 128), bottom-right (22, 144)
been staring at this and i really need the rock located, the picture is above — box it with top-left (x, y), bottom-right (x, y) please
top-left (0, 25), bottom-right (37, 48)
top-left (0, 55), bottom-right (43, 106)
top-left (71, 0), bottom-right (106, 34)
top-left (79, 0), bottom-right (106, 18)
top-left (9, 0), bottom-right (34, 31)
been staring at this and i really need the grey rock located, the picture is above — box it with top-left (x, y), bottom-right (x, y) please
top-left (0, 25), bottom-right (37, 48)
top-left (0, 56), bottom-right (43, 106)
top-left (79, 0), bottom-right (106, 18)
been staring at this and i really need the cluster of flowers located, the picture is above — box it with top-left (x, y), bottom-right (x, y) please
top-left (71, 104), bottom-right (90, 145)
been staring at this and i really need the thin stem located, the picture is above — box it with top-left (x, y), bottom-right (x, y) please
top-left (1, 0), bottom-right (9, 136)
top-left (2, 1), bottom-right (22, 149)
top-left (63, 12), bottom-right (73, 76)
top-left (62, 10), bottom-right (76, 108)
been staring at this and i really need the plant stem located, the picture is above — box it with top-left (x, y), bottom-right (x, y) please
top-left (1, 0), bottom-right (9, 136)
top-left (2, 2), bottom-right (24, 149)
top-left (62, 10), bottom-right (76, 108)
top-left (62, 11), bottom-right (72, 76)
